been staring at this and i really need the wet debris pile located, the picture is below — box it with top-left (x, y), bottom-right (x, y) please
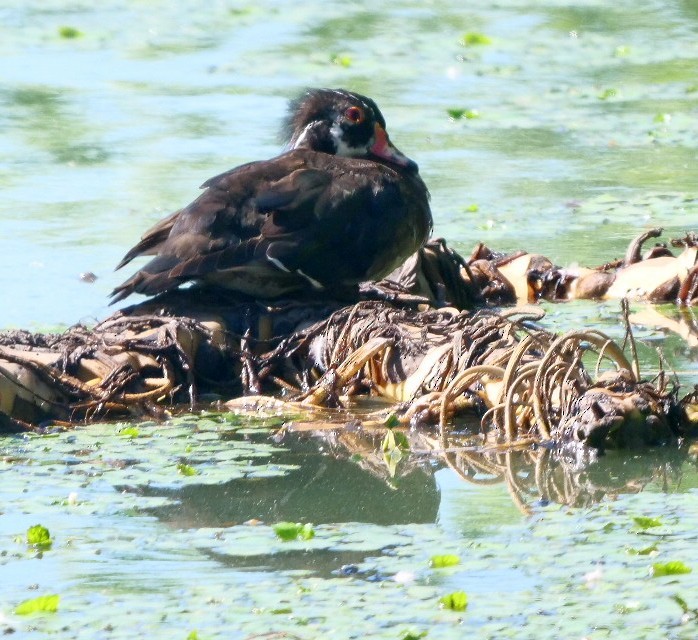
top-left (0, 232), bottom-right (696, 450)
top-left (400, 228), bottom-right (698, 307)
top-left (233, 301), bottom-right (687, 451)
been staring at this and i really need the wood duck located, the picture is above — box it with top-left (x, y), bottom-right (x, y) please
top-left (110, 88), bottom-right (432, 303)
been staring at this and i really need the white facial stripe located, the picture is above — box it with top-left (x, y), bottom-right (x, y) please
top-left (290, 122), bottom-right (315, 149)
top-left (330, 121), bottom-right (372, 157)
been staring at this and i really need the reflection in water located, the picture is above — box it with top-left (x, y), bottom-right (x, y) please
top-left (204, 545), bottom-right (388, 579)
top-left (138, 426), bottom-right (695, 536)
top-left (303, 426), bottom-right (697, 513)
top-left (139, 434), bottom-right (440, 528)
top-left (630, 305), bottom-right (698, 350)
top-left (294, 428), bottom-right (695, 514)
top-left (439, 442), bottom-right (691, 514)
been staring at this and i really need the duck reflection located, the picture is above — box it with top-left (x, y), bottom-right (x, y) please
top-left (139, 426), bottom-right (692, 531)
top-left (139, 432), bottom-right (440, 528)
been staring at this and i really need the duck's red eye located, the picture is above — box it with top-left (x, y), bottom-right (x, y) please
top-left (345, 106), bottom-right (364, 123)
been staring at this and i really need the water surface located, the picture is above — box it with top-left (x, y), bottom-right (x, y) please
top-left (1, 1), bottom-right (698, 637)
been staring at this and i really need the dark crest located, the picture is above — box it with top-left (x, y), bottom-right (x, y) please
top-left (281, 88), bottom-right (385, 148)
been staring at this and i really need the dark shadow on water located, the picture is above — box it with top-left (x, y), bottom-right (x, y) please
top-left (132, 425), bottom-right (698, 531)
top-left (125, 428), bottom-right (698, 576)
top-left (137, 434), bottom-right (441, 527)
top-left (205, 546), bottom-right (389, 580)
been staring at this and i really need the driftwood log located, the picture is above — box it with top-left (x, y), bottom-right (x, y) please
top-left (1, 231), bottom-right (696, 452)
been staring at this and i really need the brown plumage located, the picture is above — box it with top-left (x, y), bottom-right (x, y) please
top-left (110, 88), bottom-right (432, 303)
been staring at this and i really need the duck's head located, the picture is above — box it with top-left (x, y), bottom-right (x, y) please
top-left (283, 88), bottom-right (418, 173)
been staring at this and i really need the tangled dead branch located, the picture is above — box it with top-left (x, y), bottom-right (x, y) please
top-left (0, 233), bottom-right (696, 452)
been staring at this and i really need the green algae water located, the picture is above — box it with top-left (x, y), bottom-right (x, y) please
top-left (1, 0), bottom-right (698, 637)
top-left (3, 419), bottom-right (698, 638)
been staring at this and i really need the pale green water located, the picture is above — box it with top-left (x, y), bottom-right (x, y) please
top-left (2, 420), bottom-right (698, 638)
top-left (2, 0), bottom-right (697, 330)
top-left (1, 1), bottom-right (698, 637)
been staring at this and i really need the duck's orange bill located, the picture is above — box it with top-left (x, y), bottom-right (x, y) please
top-left (369, 123), bottom-right (418, 172)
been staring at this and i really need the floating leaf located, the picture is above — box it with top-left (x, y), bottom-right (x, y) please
top-left (15, 594), bottom-right (60, 615)
top-left (381, 428), bottom-right (409, 453)
top-left (460, 32), bottom-right (491, 46)
top-left (652, 561), bottom-right (692, 577)
top-left (447, 108), bottom-right (479, 120)
top-left (598, 88), bottom-right (617, 100)
top-left (626, 543), bottom-right (658, 556)
top-left (27, 524), bottom-right (52, 548)
top-left (119, 426), bottom-right (140, 438)
top-left (273, 522), bottom-right (315, 541)
top-left (439, 591), bottom-right (468, 611)
top-left (381, 428), bottom-right (409, 478)
top-left (330, 53), bottom-right (352, 67)
top-left (430, 554), bottom-right (461, 568)
top-left (58, 26), bottom-right (82, 39)
top-left (614, 45), bottom-right (631, 57)
top-left (633, 516), bottom-right (662, 529)
top-left (395, 430), bottom-right (409, 450)
top-left (401, 631), bottom-right (428, 640)
top-left (464, 204), bottom-right (479, 212)
top-left (384, 413), bottom-right (400, 429)
top-left (177, 463), bottom-right (198, 476)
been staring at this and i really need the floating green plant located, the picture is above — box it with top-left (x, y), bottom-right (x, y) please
top-left (439, 591), bottom-right (468, 612)
top-left (381, 427), bottom-right (409, 477)
top-left (447, 108), bottom-right (480, 120)
top-left (430, 554), bottom-right (461, 568)
top-left (632, 516), bottom-right (662, 529)
top-left (330, 53), bottom-right (352, 67)
top-left (176, 463), bottom-right (198, 476)
top-left (273, 522), bottom-right (315, 541)
top-left (652, 561), bottom-right (692, 577)
top-left (58, 26), bottom-right (82, 39)
top-left (26, 524), bottom-right (52, 549)
top-left (626, 543), bottom-right (658, 556)
top-left (460, 32), bottom-right (492, 46)
top-left (384, 413), bottom-right (400, 428)
top-left (15, 594), bottom-right (60, 615)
